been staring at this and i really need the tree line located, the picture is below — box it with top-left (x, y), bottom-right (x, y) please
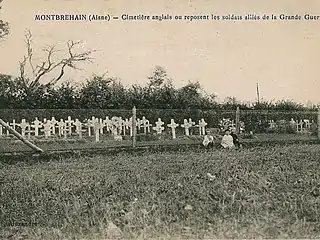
top-left (0, 67), bottom-right (317, 110)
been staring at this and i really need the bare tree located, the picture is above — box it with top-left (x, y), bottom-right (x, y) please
top-left (19, 29), bottom-right (96, 90)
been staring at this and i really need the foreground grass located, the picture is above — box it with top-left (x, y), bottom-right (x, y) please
top-left (1, 144), bottom-right (320, 239)
top-left (0, 133), bottom-right (317, 153)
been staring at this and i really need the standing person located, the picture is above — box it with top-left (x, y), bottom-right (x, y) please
top-left (221, 129), bottom-right (235, 149)
top-left (230, 128), bottom-right (241, 148)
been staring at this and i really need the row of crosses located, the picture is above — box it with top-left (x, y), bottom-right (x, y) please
top-left (0, 117), bottom-right (208, 141)
top-left (153, 118), bottom-right (207, 139)
top-left (269, 118), bottom-right (313, 133)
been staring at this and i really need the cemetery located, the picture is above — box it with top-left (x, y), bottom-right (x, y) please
top-left (0, 107), bottom-right (319, 154)
top-left (1, 5), bottom-right (320, 238)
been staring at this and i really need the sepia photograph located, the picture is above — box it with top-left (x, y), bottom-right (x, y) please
top-left (0, 0), bottom-right (320, 239)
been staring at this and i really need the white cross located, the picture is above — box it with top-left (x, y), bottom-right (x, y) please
top-left (93, 119), bottom-right (102, 142)
top-left (136, 118), bottom-right (142, 131)
top-left (167, 119), bottom-right (179, 139)
top-left (31, 118), bottom-right (42, 137)
top-left (99, 118), bottom-right (105, 134)
top-left (25, 124), bottom-right (34, 139)
top-left (141, 116), bottom-right (151, 133)
top-left (10, 119), bottom-right (19, 131)
top-left (128, 117), bottom-right (133, 136)
top-left (74, 119), bottom-right (83, 138)
top-left (118, 117), bottom-right (125, 135)
top-left (304, 119), bottom-right (311, 129)
top-left (103, 116), bottom-right (112, 132)
top-left (123, 118), bottom-right (130, 136)
top-left (153, 118), bottom-right (164, 134)
top-left (65, 116), bottom-right (74, 135)
top-left (181, 119), bottom-right (192, 136)
top-left (296, 120), bottom-right (303, 133)
top-left (50, 117), bottom-right (58, 135)
top-left (57, 119), bottom-right (67, 138)
top-left (198, 118), bottom-right (207, 135)
top-left (42, 121), bottom-right (52, 139)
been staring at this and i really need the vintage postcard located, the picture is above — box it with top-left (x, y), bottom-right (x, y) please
top-left (0, 0), bottom-right (319, 239)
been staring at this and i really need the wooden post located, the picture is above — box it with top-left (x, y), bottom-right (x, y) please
top-left (235, 106), bottom-right (240, 134)
top-left (0, 118), bottom-right (44, 153)
top-left (318, 108), bottom-right (320, 140)
top-left (132, 106), bottom-right (137, 148)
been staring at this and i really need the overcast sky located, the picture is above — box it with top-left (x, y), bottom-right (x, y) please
top-left (0, 0), bottom-right (319, 104)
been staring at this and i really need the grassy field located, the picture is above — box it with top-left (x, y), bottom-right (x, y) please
top-left (1, 144), bottom-right (320, 239)
top-left (0, 133), bottom-right (318, 153)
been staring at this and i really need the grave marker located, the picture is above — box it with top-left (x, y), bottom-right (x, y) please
top-left (167, 119), bottom-right (179, 139)
top-left (181, 119), bottom-right (192, 136)
top-left (153, 118), bottom-right (165, 134)
top-left (198, 118), bottom-right (207, 135)
top-left (31, 118), bottom-right (42, 137)
top-left (65, 116), bottom-right (74, 136)
top-left (103, 117), bottom-right (112, 132)
top-left (74, 119), bottom-right (84, 139)
top-left (50, 117), bottom-right (58, 135)
top-left (42, 121), bottom-right (52, 139)
top-left (296, 120), bottom-right (303, 133)
top-left (93, 119), bottom-right (101, 142)
top-left (58, 119), bottom-right (67, 138)
top-left (141, 116), bottom-right (151, 134)
top-left (10, 119), bottom-right (19, 131)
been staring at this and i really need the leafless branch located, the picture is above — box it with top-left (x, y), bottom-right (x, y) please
top-left (19, 56), bottom-right (27, 80)
top-left (19, 31), bottom-right (95, 89)
top-left (24, 29), bottom-right (36, 76)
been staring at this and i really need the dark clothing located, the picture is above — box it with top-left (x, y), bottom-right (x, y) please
top-left (230, 132), bottom-right (240, 148)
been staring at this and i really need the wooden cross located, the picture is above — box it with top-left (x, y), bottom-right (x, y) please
top-left (181, 119), bottom-right (192, 136)
top-left (99, 118), bottom-right (105, 134)
top-left (198, 118), bottom-right (207, 135)
top-left (123, 118), bottom-right (130, 136)
top-left (118, 117), bottom-right (124, 135)
top-left (141, 116), bottom-right (151, 134)
top-left (304, 119), bottom-right (311, 129)
top-left (86, 119), bottom-right (92, 137)
top-left (31, 118), bottom-right (42, 137)
top-left (110, 117), bottom-right (120, 134)
top-left (25, 125), bottom-right (35, 139)
top-left (167, 119), bottom-right (179, 139)
top-left (103, 117), bottom-right (112, 132)
top-left (296, 120), bottom-right (303, 133)
top-left (152, 118), bottom-right (165, 134)
top-left (65, 116), bottom-right (74, 136)
top-left (136, 118), bottom-right (142, 131)
top-left (19, 119), bottom-right (29, 137)
top-left (74, 119), bottom-right (84, 139)
top-left (57, 119), bottom-right (67, 138)
top-left (42, 121), bottom-right (52, 139)
top-left (128, 117), bottom-right (133, 136)
top-left (50, 117), bottom-right (58, 135)
top-left (93, 119), bottom-right (102, 142)
top-left (269, 120), bottom-right (276, 129)
top-left (10, 119), bottom-right (19, 131)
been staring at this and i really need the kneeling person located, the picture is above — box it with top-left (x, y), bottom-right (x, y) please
top-left (202, 130), bottom-right (214, 148)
